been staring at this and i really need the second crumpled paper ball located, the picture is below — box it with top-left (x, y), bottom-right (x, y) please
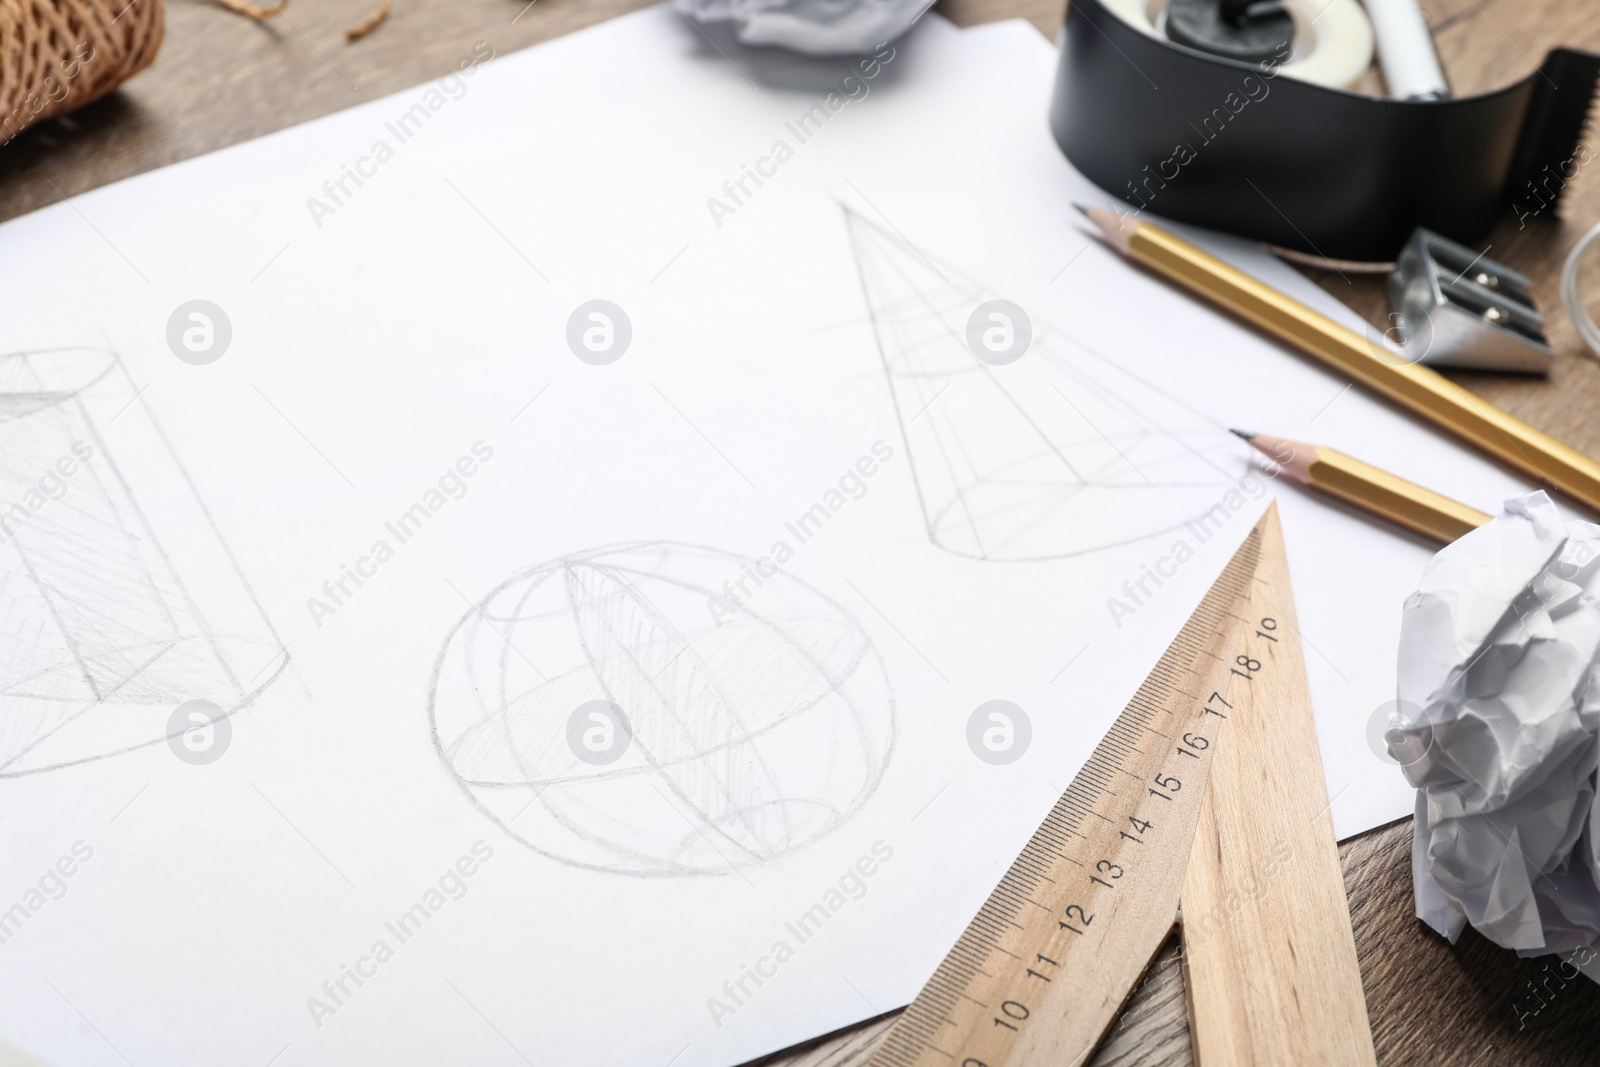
top-left (1394, 491), bottom-right (1600, 980)
top-left (677, 0), bottom-right (925, 55)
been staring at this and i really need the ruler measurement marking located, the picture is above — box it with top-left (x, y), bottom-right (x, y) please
top-left (863, 531), bottom-right (1265, 1067)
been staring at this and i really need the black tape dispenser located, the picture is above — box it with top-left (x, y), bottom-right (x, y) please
top-left (1049, 0), bottom-right (1600, 262)
top-left (1164, 0), bottom-right (1295, 67)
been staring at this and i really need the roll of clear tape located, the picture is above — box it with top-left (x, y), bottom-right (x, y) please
top-left (1099, 0), bottom-right (1376, 89)
top-left (1561, 221), bottom-right (1600, 360)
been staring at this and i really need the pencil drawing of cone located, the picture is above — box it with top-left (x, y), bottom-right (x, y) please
top-left (844, 206), bottom-right (1237, 560)
top-left (0, 349), bottom-right (288, 776)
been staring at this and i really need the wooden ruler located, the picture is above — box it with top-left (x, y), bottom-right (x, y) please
top-left (868, 503), bottom-right (1375, 1067)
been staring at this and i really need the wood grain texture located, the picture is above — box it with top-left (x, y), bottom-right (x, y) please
top-left (758, 822), bottom-right (1600, 1067)
top-left (859, 525), bottom-right (1262, 1067)
top-left (0, 0), bottom-right (660, 221)
top-left (1178, 505), bottom-right (1375, 1067)
top-left (3, 0), bottom-right (1599, 1064)
top-left (1298, 0), bottom-right (1600, 470)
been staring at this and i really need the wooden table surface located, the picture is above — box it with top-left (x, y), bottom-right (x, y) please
top-left (7, 0), bottom-right (1600, 1063)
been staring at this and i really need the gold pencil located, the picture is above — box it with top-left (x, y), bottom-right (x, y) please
top-left (1078, 206), bottom-right (1600, 513)
top-left (1235, 429), bottom-right (1490, 543)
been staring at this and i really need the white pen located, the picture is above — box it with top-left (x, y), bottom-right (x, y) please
top-left (1365, 0), bottom-right (1450, 99)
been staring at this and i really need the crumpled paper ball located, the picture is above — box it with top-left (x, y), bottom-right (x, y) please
top-left (677, 0), bottom-right (925, 55)
top-left (1393, 491), bottom-right (1600, 980)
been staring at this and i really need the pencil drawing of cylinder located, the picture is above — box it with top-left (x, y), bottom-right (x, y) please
top-left (0, 349), bottom-right (288, 775)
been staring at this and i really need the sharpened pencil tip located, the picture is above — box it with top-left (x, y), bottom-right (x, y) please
top-left (1230, 428), bottom-right (1257, 441)
top-left (1073, 203), bottom-right (1133, 254)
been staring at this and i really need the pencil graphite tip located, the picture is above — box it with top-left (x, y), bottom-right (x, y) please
top-left (1074, 204), bottom-right (1133, 255)
top-left (1230, 428), bottom-right (1257, 441)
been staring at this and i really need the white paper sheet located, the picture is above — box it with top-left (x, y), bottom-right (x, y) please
top-left (0, 8), bottom-right (1553, 1065)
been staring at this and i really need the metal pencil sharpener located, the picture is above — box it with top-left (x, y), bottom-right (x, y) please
top-left (1387, 228), bottom-right (1554, 375)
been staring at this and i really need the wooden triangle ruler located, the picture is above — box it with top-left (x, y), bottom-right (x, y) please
top-left (866, 503), bottom-right (1376, 1067)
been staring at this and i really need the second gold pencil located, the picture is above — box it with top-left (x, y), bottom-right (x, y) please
top-left (1080, 206), bottom-right (1600, 514)
top-left (1236, 430), bottom-right (1490, 544)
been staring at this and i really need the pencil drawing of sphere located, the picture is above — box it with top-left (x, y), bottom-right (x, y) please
top-left (428, 542), bottom-right (896, 876)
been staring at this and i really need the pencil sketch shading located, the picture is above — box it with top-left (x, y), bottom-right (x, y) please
top-left (428, 542), bottom-right (896, 877)
top-left (844, 206), bottom-right (1241, 560)
top-left (0, 348), bottom-right (289, 776)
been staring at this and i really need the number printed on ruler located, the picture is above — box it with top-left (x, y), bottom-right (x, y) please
top-left (931, 587), bottom-right (1281, 1066)
top-left (863, 517), bottom-right (1361, 1067)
